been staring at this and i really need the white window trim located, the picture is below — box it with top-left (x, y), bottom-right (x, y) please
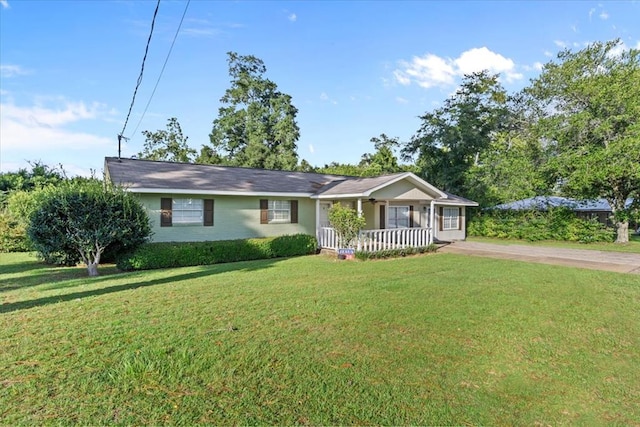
top-left (268, 200), bottom-right (291, 224)
top-left (388, 205), bottom-right (410, 229)
top-left (172, 198), bottom-right (204, 225)
top-left (442, 207), bottom-right (460, 230)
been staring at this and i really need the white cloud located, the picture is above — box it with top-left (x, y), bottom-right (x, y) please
top-left (0, 0), bottom-right (9, 9)
top-left (394, 46), bottom-right (523, 89)
top-left (0, 98), bottom-right (114, 153)
top-left (308, 144), bottom-right (315, 153)
top-left (288, 13), bottom-right (297, 22)
top-left (554, 40), bottom-right (568, 48)
top-left (181, 27), bottom-right (221, 38)
top-left (589, 8), bottom-right (595, 20)
top-left (0, 64), bottom-right (29, 78)
top-left (319, 92), bottom-right (329, 101)
top-left (571, 24), bottom-right (578, 33)
top-left (533, 61), bottom-right (544, 71)
top-left (395, 96), bottom-right (408, 104)
top-left (599, 11), bottom-right (609, 20)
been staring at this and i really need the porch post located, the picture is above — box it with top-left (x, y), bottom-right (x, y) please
top-left (429, 200), bottom-right (436, 244)
top-left (315, 199), bottom-right (320, 246)
top-left (357, 198), bottom-right (363, 217)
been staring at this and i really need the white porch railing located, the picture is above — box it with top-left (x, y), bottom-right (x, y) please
top-left (318, 227), bottom-right (432, 252)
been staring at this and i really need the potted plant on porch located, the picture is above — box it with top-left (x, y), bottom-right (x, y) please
top-left (328, 203), bottom-right (366, 260)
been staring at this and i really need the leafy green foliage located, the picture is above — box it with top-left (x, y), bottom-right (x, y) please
top-left (403, 71), bottom-right (510, 199)
top-left (355, 244), bottom-right (438, 260)
top-left (116, 234), bottom-right (317, 271)
top-left (27, 181), bottom-right (151, 275)
top-left (0, 190), bottom-right (47, 252)
top-left (203, 52), bottom-right (300, 170)
top-left (315, 134), bottom-right (415, 177)
top-left (468, 208), bottom-right (614, 243)
top-left (328, 203), bottom-right (367, 248)
top-left (138, 117), bottom-right (196, 163)
top-left (527, 40), bottom-right (640, 243)
top-left (0, 161), bottom-right (65, 206)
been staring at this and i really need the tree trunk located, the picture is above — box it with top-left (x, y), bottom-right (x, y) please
top-left (615, 221), bottom-right (629, 244)
top-left (87, 262), bottom-right (99, 277)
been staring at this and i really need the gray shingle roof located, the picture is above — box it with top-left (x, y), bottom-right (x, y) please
top-left (106, 157), bottom-right (351, 194)
top-left (104, 157), bottom-right (477, 205)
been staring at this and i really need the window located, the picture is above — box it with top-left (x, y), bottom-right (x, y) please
top-left (260, 199), bottom-right (298, 224)
top-left (442, 207), bottom-right (460, 230)
top-left (268, 200), bottom-right (291, 223)
top-left (160, 198), bottom-right (214, 227)
top-left (173, 199), bottom-right (203, 225)
top-left (388, 206), bottom-right (410, 229)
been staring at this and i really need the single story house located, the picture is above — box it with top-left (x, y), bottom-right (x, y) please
top-left (492, 196), bottom-right (635, 227)
top-left (105, 157), bottom-right (478, 251)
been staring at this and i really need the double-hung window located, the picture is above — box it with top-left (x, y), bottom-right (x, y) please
top-left (260, 199), bottom-right (298, 224)
top-left (442, 207), bottom-right (460, 230)
top-left (172, 198), bottom-right (204, 225)
top-left (268, 200), bottom-right (291, 223)
top-left (388, 206), bottom-right (410, 229)
top-left (160, 198), bottom-right (214, 227)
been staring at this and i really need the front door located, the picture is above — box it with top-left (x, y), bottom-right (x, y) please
top-left (319, 202), bottom-right (332, 227)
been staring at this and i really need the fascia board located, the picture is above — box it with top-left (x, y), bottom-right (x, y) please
top-left (432, 200), bottom-right (479, 207)
top-left (311, 193), bottom-right (366, 199)
top-left (124, 188), bottom-right (313, 198)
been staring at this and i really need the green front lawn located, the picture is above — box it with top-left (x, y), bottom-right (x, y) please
top-left (468, 233), bottom-right (640, 254)
top-left (1, 252), bottom-right (639, 425)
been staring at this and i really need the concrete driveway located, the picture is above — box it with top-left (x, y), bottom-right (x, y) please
top-left (439, 241), bottom-right (640, 274)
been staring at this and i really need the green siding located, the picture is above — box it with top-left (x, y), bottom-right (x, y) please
top-left (138, 194), bottom-right (316, 243)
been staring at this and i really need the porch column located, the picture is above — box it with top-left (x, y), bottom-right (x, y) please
top-left (357, 198), bottom-right (363, 217)
top-left (315, 199), bottom-right (320, 245)
top-left (429, 200), bottom-right (436, 244)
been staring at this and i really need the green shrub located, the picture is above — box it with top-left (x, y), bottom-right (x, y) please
top-left (355, 244), bottom-right (438, 261)
top-left (468, 207), bottom-right (615, 243)
top-left (0, 213), bottom-right (31, 252)
top-left (116, 234), bottom-right (318, 271)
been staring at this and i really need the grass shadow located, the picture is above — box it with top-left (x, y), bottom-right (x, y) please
top-left (0, 263), bottom-right (122, 293)
top-left (0, 258), bottom-right (280, 314)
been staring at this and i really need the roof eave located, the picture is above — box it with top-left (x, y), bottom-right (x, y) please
top-left (121, 187), bottom-right (314, 198)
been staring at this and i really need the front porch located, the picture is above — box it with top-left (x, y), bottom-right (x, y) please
top-left (317, 226), bottom-right (433, 252)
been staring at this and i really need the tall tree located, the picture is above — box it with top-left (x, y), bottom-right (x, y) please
top-left (204, 52), bottom-right (300, 170)
top-left (402, 71), bottom-right (510, 200)
top-left (464, 94), bottom-right (551, 206)
top-left (527, 40), bottom-right (640, 243)
top-left (138, 117), bottom-right (196, 163)
top-left (359, 134), bottom-right (407, 175)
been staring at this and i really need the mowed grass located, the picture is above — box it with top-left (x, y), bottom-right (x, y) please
top-left (1, 252), bottom-right (639, 425)
top-left (468, 233), bottom-right (640, 254)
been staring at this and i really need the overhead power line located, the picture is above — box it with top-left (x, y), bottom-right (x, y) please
top-left (130, 0), bottom-right (191, 138)
top-left (119, 0), bottom-right (161, 140)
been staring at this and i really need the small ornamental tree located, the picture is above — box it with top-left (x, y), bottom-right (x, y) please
top-left (328, 203), bottom-right (366, 249)
top-left (28, 181), bottom-right (152, 276)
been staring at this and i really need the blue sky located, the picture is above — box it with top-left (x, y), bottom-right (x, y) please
top-left (1, 0), bottom-right (639, 176)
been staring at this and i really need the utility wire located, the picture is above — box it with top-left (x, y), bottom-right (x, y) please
top-left (130, 0), bottom-right (191, 138)
top-left (119, 0), bottom-right (161, 138)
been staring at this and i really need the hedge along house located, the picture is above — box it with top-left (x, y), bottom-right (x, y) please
top-left (105, 157), bottom-right (478, 251)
